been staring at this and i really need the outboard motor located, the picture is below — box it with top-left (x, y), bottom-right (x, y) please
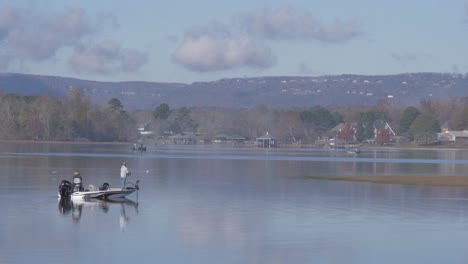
top-left (59, 180), bottom-right (72, 198)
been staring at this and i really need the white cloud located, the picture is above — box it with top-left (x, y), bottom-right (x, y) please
top-left (235, 6), bottom-right (362, 42)
top-left (69, 41), bottom-right (148, 74)
top-left (173, 34), bottom-right (275, 72)
top-left (173, 6), bottom-right (362, 73)
top-left (0, 8), bottom-right (93, 62)
top-left (48, 8), bottom-right (93, 41)
top-left (236, 6), bottom-right (316, 40)
top-left (0, 7), bottom-right (146, 75)
top-left (313, 18), bottom-right (361, 42)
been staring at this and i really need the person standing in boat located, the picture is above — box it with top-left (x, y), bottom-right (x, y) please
top-left (120, 162), bottom-right (131, 190)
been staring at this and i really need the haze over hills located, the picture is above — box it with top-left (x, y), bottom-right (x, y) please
top-left (1, 72), bottom-right (467, 110)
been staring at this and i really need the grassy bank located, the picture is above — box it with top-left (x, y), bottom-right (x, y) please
top-left (307, 175), bottom-right (468, 187)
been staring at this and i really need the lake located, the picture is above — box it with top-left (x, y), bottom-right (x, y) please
top-left (2, 142), bottom-right (468, 264)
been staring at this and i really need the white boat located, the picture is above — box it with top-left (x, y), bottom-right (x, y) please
top-left (346, 148), bottom-right (361, 154)
top-left (58, 179), bottom-right (139, 200)
top-left (70, 187), bottom-right (137, 200)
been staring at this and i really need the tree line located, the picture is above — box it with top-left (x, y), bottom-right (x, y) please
top-left (0, 88), bottom-right (136, 142)
top-left (148, 97), bottom-right (468, 145)
top-left (2, 88), bottom-right (468, 144)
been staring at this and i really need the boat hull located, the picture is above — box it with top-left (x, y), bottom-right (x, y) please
top-left (59, 188), bottom-right (136, 200)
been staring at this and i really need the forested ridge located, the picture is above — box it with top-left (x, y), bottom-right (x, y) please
top-left (2, 72), bottom-right (468, 109)
top-left (3, 86), bottom-right (468, 145)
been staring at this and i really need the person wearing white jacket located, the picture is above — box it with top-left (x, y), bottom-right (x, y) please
top-left (120, 162), bottom-right (130, 190)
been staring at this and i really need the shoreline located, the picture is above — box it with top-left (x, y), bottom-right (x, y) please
top-left (0, 139), bottom-right (467, 151)
top-left (0, 139), bottom-right (131, 145)
top-left (306, 175), bottom-right (468, 187)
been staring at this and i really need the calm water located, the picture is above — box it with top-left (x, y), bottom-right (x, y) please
top-left (2, 143), bottom-right (468, 264)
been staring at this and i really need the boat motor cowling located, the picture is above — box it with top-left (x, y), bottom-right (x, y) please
top-left (59, 180), bottom-right (72, 198)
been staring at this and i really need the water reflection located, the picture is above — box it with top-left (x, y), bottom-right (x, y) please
top-left (58, 197), bottom-right (138, 231)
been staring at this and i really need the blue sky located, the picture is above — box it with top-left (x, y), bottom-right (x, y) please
top-left (1, 0), bottom-right (467, 83)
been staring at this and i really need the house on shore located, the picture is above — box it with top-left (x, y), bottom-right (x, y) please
top-left (438, 130), bottom-right (468, 144)
top-left (256, 132), bottom-right (278, 148)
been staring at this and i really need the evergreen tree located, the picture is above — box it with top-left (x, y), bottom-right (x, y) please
top-left (399, 106), bottom-right (421, 134)
top-left (108, 98), bottom-right (125, 113)
top-left (153, 103), bottom-right (171, 120)
top-left (409, 114), bottom-right (441, 143)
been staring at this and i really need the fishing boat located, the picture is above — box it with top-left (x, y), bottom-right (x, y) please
top-left (58, 179), bottom-right (139, 200)
top-left (346, 148), bottom-right (361, 154)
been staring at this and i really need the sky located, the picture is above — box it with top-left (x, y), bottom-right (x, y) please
top-left (1, 0), bottom-right (468, 83)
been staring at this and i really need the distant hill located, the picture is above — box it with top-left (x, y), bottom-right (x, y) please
top-left (1, 72), bottom-right (467, 109)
